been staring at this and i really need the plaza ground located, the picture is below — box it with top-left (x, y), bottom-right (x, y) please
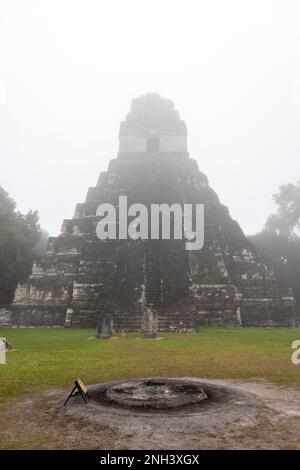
top-left (1, 327), bottom-right (300, 449)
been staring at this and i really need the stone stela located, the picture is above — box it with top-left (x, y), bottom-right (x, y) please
top-left (97, 316), bottom-right (113, 339)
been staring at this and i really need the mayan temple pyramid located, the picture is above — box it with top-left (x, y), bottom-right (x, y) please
top-left (8, 93), bottom-right (295, 328)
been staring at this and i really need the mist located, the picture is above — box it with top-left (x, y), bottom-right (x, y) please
top-left (1, 0), bottom-right (300, 236)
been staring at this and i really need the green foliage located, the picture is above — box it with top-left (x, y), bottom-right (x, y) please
top-left (265, 181), bottom-right (300, 237)
top-left (250, 232), bottom-right (300, 313)
top-left (0, 186), bottom-right (42, 305)
top-left (250, 182), bottom-right (300, 314)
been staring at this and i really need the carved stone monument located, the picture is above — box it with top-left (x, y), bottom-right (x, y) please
top-left (97, 316), bottom-right (113, 339)
top-left (141, 308), bottom-right (158, 339)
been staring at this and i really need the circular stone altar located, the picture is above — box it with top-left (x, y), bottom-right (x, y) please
top-left (104, 379), bottom-right (208, 409)
top-left (82, 377), bottom-right (257, 415)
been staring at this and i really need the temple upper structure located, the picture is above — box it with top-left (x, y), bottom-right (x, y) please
top-left (118, 93), bottom-right (188, 156)
top-left (3, 93), bottom-right (296, 328)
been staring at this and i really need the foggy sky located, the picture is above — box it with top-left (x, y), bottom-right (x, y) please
top-left (1, 0), bottom-right (300, 237)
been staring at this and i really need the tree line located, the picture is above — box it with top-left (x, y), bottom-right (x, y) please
top-left (249, 181), bottom-right (300, 314)
top-left (0, 186), bottom-right (48, 305)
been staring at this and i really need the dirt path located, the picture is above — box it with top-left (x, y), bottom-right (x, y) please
top-left (1, 379), bottom-right (300, 450)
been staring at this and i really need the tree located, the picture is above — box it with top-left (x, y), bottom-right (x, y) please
top-left (249, 231), bottom-right (300, 314)
top-left (0, 186), bottom-right (43, 305)
top-left (250, 182), bottom-right (300, 315)
top-left (265, 181), bottom-right (300, 237)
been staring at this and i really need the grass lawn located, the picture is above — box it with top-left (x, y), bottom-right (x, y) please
top-left (1, 327), bottom-right (300, 404)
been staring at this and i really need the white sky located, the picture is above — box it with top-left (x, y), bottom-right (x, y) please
top-left (0, 0), bottom-right (300, 236)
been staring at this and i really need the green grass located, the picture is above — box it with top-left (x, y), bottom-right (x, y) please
top-left (1, 327), bottom-right (300, 403)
